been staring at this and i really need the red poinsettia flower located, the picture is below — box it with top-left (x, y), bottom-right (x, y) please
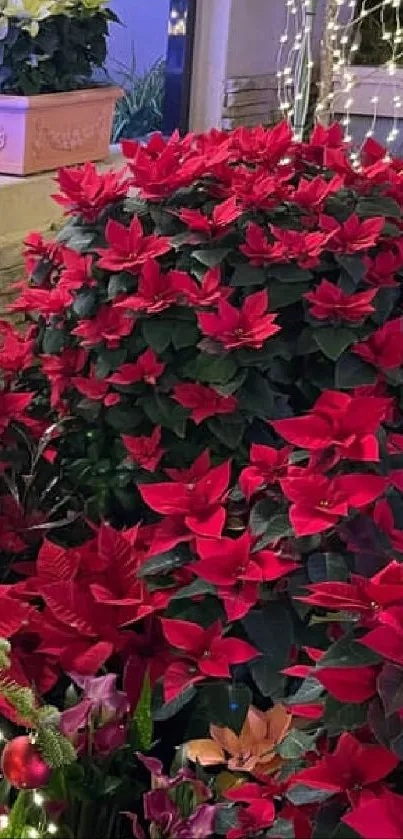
top-left (231, 166), bottom-right (292, 210)
top-left (270, 226), bottom-right (331, 268)
top-left (343, 788), bottom-right (403, 839)
top-left (123, 616), bottom-right (171, 708)
top-left (58, 249), bottom-right (95, 294)
top-left (164, 450), bottom-right (212, 483)
top-left (72, 305), bottom-right (134, 349)
top-left (272, 390), bottom-right (387, 463)
top-left (288, 732), bottom-right (398, 805)
top-left (0, 391), bottom-right (33, 436)
top-left (52, 162), bottom-right (129, 222)
top-left (240, 223), bottom-right (287, 266)
top-left (361, 605), bottom-right (403, 666)
top-left (175, 266), bottom-right (232, 308)
top-left (41, 348), bottom-right (88, 408)
top-left (96, 216), bottom-right (171, 274)
top-left (179, 197), bottom-right (241, 237)
top-left (114, 260), bottom-right (178, 314)
top-left (0, 321), bottom-right (33, 379)
top-left (240, 443), bottom-right (292, 500)
top-left (193, 530), bottom-right (298, 586)
top-left (298, 561), bottom-right (403, 619)
top-left (161, 618), bottom-right (258, 700)
top-left (364, 248), bottom-right (402, 288)
top-left (198, 290), bottom-right (280, 350)
top-left (319, 213), bottom-right (385, 253)
top-left (173, 383), bottom-right (237, 424)
top-left (123, 133), bottom-right (204, 200)
top-left (231, 121), bottom-right (293, 167)
top-left (353, 318), bottom-right (403, 370)
top-left (138, 458), bottom-right (231, 541)
top-left (291, 175), bottom-right (343, 211)
top-left (373, 499), bottom-right (403, 553)
top-left (302, 122), bottom-right (345, 166)
top-left (108, 348), bottom-right (165, 387)
top-left (122, 427), bottom-right (165, 472)
top-left (280, 471), bottom-right (387, 536)
top-left (23, 232), bottom-right (63, 278)
top-left (283, 646), bottom-right (378, 703)
top-left (9, 284), bottom-right (73, 317)
top-left (227, 800), bottom-right (275, 839)
top-left (304, 279), bottom-right (377, 323)
top-left (72, 369), bottom-right (120, 407)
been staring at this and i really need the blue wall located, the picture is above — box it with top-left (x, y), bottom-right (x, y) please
top-left (107, 0), bottom-right (170, 79)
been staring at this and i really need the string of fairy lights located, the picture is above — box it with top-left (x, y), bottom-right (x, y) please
top-left (276, 0), bottom-right (403, 149)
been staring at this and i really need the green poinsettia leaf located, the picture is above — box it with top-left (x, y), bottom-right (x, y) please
top-left (314, 326), bottom-right (356, 361)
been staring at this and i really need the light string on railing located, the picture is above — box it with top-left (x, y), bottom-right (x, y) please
top-left (276, 0), bottom-right (403, 147)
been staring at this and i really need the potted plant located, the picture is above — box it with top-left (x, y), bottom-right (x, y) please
top-left (0, 0), bottom-right (121, 175)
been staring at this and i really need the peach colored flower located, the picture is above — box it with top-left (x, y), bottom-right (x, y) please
top-left (186, 704), bottom-right (291, 775)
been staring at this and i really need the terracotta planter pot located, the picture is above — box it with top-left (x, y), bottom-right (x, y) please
top-left (0, 86), bottom-right (122, 176)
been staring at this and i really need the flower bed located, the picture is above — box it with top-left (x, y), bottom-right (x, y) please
top-left (2, 122), bottom-right (403, 837)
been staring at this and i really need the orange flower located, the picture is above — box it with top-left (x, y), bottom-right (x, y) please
top-left (186, 704), bottom-right (291, 775)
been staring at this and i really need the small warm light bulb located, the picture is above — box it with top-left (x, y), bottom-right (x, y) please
top-left (48, 824), bottom-right (58, 835)
top-left (33, 793), bottom-right (44, 807)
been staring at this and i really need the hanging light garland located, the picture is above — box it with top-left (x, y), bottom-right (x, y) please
top-left (276, 0), bottom-right (403, 146)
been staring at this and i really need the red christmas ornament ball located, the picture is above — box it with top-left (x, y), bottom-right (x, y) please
top-left (1, 736), bottom-right (51, 789)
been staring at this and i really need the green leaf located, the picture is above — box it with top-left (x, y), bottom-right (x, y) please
top-left (284, 677), bottom-right (324, 706)
top-left (277, 729), bottom-right (318, 760)
top-left (250, 499), bottom-right (291, 540)
top-left (153, 685), bottom-right (196, 721)
top-left (42, 326), bottom-right (65, 354)
top-left (142, 318), bottom-right (173, 353)
top-left (378, 663), bottom-right (403, 717)
top-left (269, 281), bottom-right (310, 309)
top-left (192, 248), bottom-right (230, 268)
top-left (267, 819), bottom-right (296, 839)
top-left (230, 264), bottom-right (266, 287)
top-left (183, 353), bottom-right (237, 385)
top-left (72, 290), bottom-right (97, 318)
top-left (335, 352), bottom-right (377, 388)
top-left (238, 371), bottom-right (274, 419)
top-left (317, 632), bottom-right (381, 669)
top-left (105, 404), bottom-right (143, 433)
top-left (308, 553), bottom-right (349, 583)
top-left (207, 414), bottom-right (244, 449)
top-left (137, 550), bottom-right (187, 578)
top-left (268, 264), bottom-right (312, 284)
top-left (133, 673), bottom-right (153, 751)
top-left (314, 327), bottom-right (356, 361)
top-left (107, 273), bottom-right (134, 300)
top-left (171, 579), bottom-right (216, 600)
top-left (250, 659), bottom-right (286, 699)
top-left (243, 603), bottom-right (294, 661)
top-left (323, 695), bottom-right (368, 734)
top-left (356, 196), bottom-right (400, 219)
top-left (171, 320), bottom-right (200, 350)
top-left (198, 683), bottom-right (251, 735)
top-left (140, 393), bottom-right (187, 438)
top-left (336, 254), bottom-right (366, 285)
top-left (287, 786), bottom-right (333, 806)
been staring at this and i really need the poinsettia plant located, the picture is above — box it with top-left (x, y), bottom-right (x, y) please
top-left (0, 0), bottom-right (117, 94)
top-left (3, 122), bottom-right (403, 838)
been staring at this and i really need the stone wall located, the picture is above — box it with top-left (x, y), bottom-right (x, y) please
top-left (221, 74), bottom-right (278, 130)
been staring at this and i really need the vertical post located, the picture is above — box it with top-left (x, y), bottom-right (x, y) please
top-left (293, 0), bottom-right (318, 140)
top-left (317, 0), bottom-right (338, 125)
